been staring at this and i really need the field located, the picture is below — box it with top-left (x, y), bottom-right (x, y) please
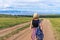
top-left (0, 17), bottom-right (31, 29)
top-left (48, 18), bottom-right (60, 40)
top-left (0, 17), bottom-right (60, 40)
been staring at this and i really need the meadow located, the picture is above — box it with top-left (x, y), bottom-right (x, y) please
top-left (48, 18), bottom-right (60, 40)
top-left (0, 17), bottom-right (31, 29)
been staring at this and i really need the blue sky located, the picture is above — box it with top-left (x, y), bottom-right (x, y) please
top-left (0, 0), bottom-right (60, 15)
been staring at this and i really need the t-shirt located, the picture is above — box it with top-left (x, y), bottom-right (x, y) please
top-left (32, 19), bottom-right (40, 28)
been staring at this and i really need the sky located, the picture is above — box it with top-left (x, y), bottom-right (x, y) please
top-left (0, 0), bottom-right (60, 15)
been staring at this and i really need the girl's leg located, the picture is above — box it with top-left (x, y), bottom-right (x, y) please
top-left (31, 28), bottom-right (37, 40)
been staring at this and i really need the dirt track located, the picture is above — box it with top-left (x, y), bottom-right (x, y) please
top-left (42, 19), bottom-right (55, 40)
top-left (0, 19), bottom-right (55, 40)
top-left (0, 22), bottom-right (30, 37)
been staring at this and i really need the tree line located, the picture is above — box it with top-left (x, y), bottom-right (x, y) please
top-left (0, 14), bottom-right (60, 18)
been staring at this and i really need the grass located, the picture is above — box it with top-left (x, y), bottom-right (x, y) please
top-left (0, 17), bottom-right (31, 29)
top-left (0, 24), bottom-right (29, 40)
top-left (48, 18), bottom-right (60, 40)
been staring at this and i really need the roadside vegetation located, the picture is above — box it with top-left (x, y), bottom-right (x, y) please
top-left (0, 17), bottom-right (31, 29)
top-left (48, 18), bottom-right (60, 40)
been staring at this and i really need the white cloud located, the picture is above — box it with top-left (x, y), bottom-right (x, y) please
top-left (0, 0), bottom-right (3, 8)
top-left (16, 0), bottom-right (39, 2)
top-left (3, 4), bottom-right (10, 8)
top-left (0, 0), bottom-right (60, 13)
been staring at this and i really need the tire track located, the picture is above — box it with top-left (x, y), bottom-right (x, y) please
top-left (15, 28), bottom-right (31, 40)
top-left (6, 28), bottom-right (30, 40)
top-left (0, 22), bottom-right (30, 37)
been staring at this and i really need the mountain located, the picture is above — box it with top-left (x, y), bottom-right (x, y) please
top-left (0, 10), bottom-right (60, 15)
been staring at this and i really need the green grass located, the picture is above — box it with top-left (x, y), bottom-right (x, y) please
top-left (48, 18), bottom-right (60, 40)
top-left (0, 24), bottom-right (29, 40)
top-left (0, 17), bottom-right (31, 29)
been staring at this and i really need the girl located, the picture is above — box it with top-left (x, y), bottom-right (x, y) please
top-left (30, 13), bottom-right (44, 40)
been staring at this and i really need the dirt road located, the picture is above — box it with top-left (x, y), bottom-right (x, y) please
top-left (0, 22), bottom-right (30, 37)
top-left (42, 19), bottom-right (55, 40)
top-left (4, 19), bottom-right (55, 40)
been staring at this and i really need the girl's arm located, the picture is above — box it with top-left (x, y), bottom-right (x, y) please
top-left (39, 20), bottom-right (43, 30)
top-left (30, 21), bottom-right (33, 29)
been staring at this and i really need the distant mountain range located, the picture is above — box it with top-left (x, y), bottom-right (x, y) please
top-left (0, 10), bottom-right (60, 15)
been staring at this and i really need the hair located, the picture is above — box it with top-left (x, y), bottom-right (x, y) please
top-left (32, 13), bottom-right (39, 20)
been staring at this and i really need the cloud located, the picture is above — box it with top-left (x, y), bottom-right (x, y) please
top-left (0, 0), bottom-right (60, 13)
top-left (15, 0), bottom-right (39, 2)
